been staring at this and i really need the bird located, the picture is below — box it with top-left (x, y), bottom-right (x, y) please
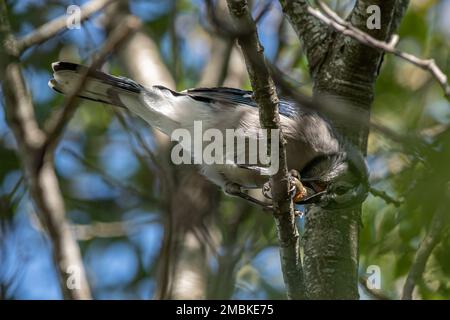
top-left (48, 61), bottom-right (369, 209)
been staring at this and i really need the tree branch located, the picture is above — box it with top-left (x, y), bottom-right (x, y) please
top-left (297, 0), bottom-right (409, 299)
top-left (401, 203), bottom-right (448, 300)
top-left (43, 15), bottom-right (141, 154)
top-left (226, 0), bottom-right (305, 300)
top-left (103, 2), bottom-right (219, 300)
top-left (15, 0), bottom-right (117, 54)
top-left (1, 0), bottom-right (92, 300)
top-left (1, 1), bottom-right (139, 299)
top-left (369, 187), bottom-right (402, 207)
top-left (199, 0), bottom-right (234, 87)
top-left (310, 1), bottom-right (449, 100)
top-left (358, 277), bottom-right (391, 300)
top-left (62, 147), bottom-right (157, 202)
top-left (347, 0), bottom-right (398, 38)
top-left (278, 0), bottom-right (332, 75)
top-left (71, 217), bottom-right (160, 241)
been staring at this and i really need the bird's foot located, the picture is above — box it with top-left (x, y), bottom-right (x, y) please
top-left (262, 181), bottom-right (272, 200)
top-left (262, 170), bottom-right (307, 204)
top-left (294, 209), bottom-right (305, 218)
top-left (225, 182), bottom-right (273, 210)
top-left (288, 169), bottom-right (307, 203)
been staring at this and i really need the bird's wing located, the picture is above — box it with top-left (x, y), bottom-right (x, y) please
top-left (236, 164), bottom-right (273, 176)
top-left (184, 87), bottom-right (299, 118)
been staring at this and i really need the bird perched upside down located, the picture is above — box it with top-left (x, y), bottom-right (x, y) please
top-left (49, 61), bottom-right (369, 209)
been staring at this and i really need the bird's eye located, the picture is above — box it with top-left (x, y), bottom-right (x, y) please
top-left (334, 186), bottom-right (348, 195)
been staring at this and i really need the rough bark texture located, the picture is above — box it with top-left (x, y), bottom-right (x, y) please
top-left (302, 205), bottom-right (360, 299)
top-left (227, 0), bottom-right (305, 299)
top-left (279, 0), bottom-right (410, 299)
top-left (278, 0), bottom-right (332, 76)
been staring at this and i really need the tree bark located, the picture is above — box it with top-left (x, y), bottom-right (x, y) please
top-left (279, 0), bottom-right (410, 299)
top-left (227, 0), bottom-right (305, 299)
top-left (0, 1), bottom-right (92, 299)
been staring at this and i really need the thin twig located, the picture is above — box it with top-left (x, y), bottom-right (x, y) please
top-left (226, 0), bottom-right (305, 300)
top-left (1, 0), bottom-right (91, 299)
top-left (62, 147), bottom-right (157, 202)
top-left (102, 3), bottom-right (213, 299)
top-left (253, 1), bottom-right (273, 24)
top-left (246, 16), bottom-right (424, 149)
top-left (358, 277), bottom-right (391, 300)
top-left (369, 187), bottom-right (403, 207)
top-left (401, 203), bottom-right (448, 299)
top-left (72, 217), bottom-right (160, 241)
top-left (0, 2), bottom-right (140, 299)
top-left (43, 15), bottom-right (141, 153)
top-left (309, 1), bottom-right (450, 100)
top-left (269, 63), bottom-right (428, 153)
top-left (204, 0), bottom-right (272, 39)
top-left (278, 0), bottom-right (331, 74)
top-left (113, 110), bottom-right (173, 192)
top-left (15, 0), bottom-right (117, 54)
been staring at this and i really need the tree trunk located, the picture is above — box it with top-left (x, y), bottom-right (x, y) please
top-left (279, 0), bottom-right (410, 299)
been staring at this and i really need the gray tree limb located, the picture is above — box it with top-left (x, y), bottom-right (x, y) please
top-left (310, 2), bottom-right (449, 100)
top-left (44, 15), bottom-right (141, 153)
top-left (201, 0), bottom-right (249, 88)
top-left (0, 0), bottom-right (91, 300)
top-left (3, 63), bottom-right (92, 300)
top-left (1, 0), bottom-right (140, 299)
top-left (279, 0), bottom-right (410, 299)
top-left (227, 0), bottom-right (305, 300)
top-left (15, 0), bottom-right (117, 54)
top-left (278, 0), bottom-right (331, 75)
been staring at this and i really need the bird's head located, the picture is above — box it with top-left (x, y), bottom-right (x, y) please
top-left (295, 149), bottom-right (369, 209)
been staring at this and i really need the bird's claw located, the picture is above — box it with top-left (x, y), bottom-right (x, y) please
top-left (294, 209), bottom-right (304, 218)
top-left (262, 181), bottom-right (272, 200)
top-left (288, 169), bottom-right (307, 203)
top-left (226, 182), bottom-right (272, 209)
top-left (262, 170), bottom-right (307, 203)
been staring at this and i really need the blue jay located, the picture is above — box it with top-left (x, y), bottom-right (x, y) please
top-left (49, 61), bottom-right (369, 209)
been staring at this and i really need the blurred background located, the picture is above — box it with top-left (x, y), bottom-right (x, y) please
top-left (0, 0), bottom-right (449, 299)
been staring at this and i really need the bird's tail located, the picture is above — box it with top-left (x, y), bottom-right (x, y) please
top-left (48, 61), bottom-right (143, 108)
top-left (49, 61), bottom-right (184, 134)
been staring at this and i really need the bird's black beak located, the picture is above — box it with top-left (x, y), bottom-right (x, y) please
top-left (294, 177), bottom-right (328, 205)
top-left (295, 190), bottom-right (327, 205)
